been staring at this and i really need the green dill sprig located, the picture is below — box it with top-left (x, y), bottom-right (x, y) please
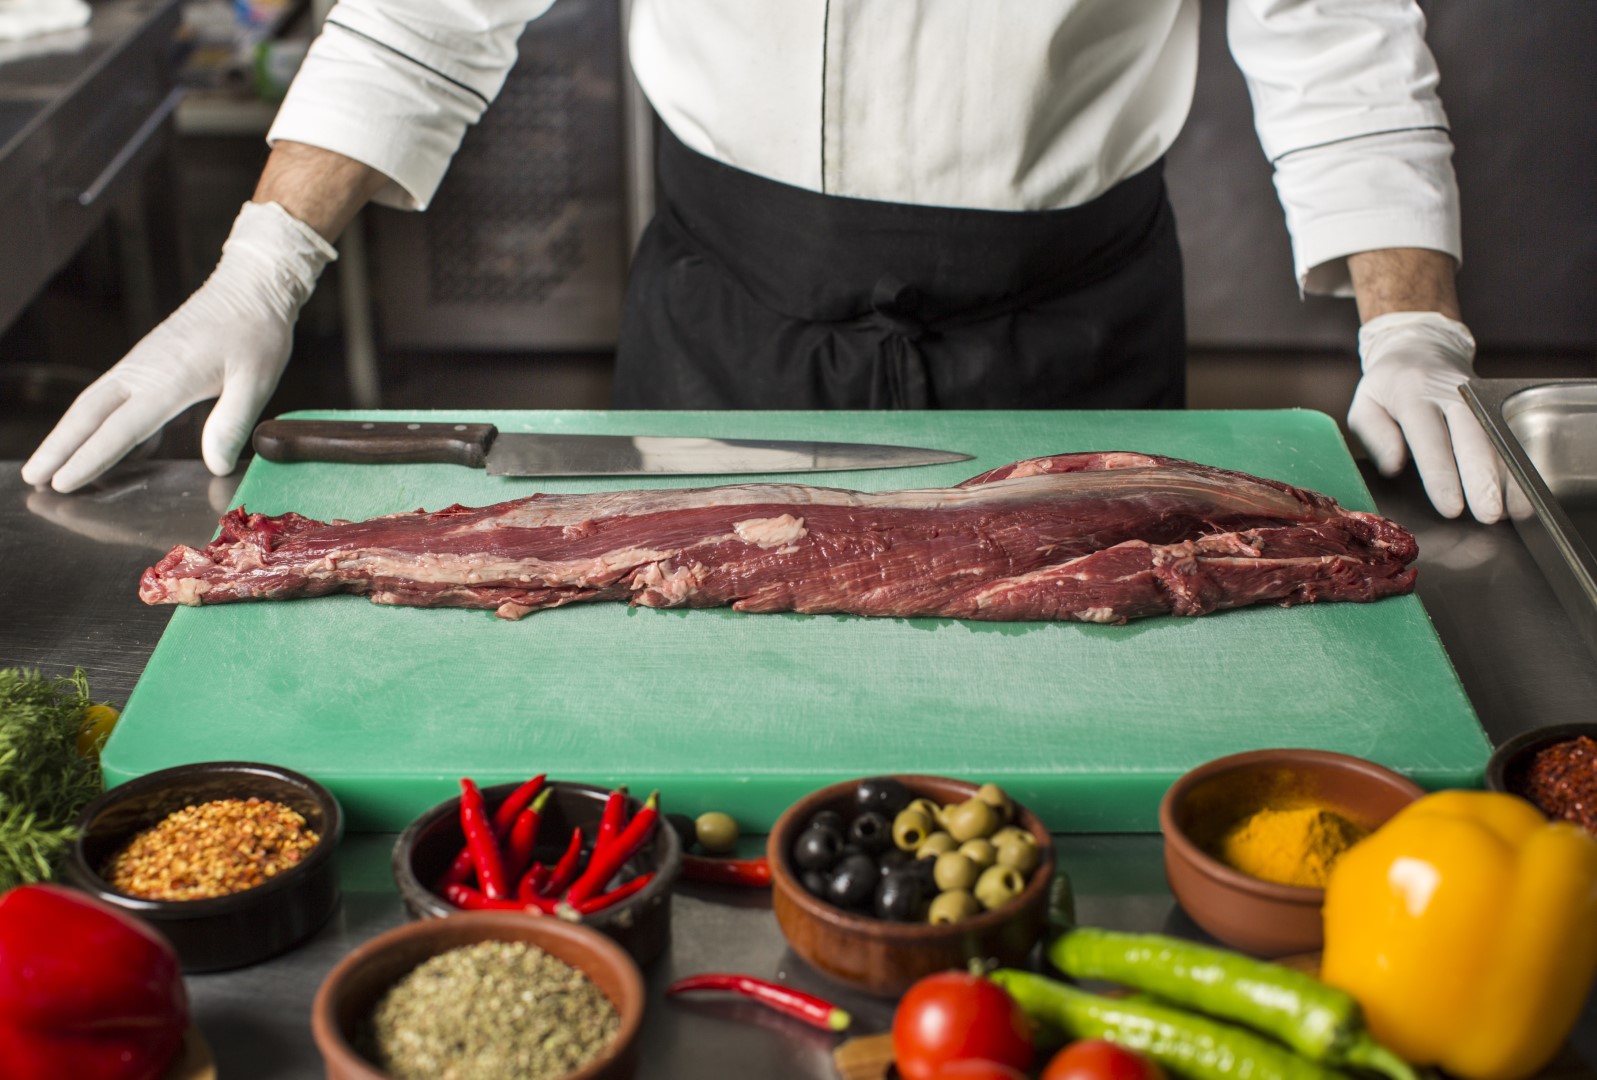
top-left (0, 668), bottom-right (106, 890)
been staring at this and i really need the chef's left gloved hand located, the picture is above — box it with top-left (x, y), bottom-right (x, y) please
top-left (1347, 311), bottom-right (1505, 524)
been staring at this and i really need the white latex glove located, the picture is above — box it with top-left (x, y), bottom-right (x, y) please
top-left (1347, 311), bottom-right (1505, 524)
top-left (21, 201), bottom-right (336, 493)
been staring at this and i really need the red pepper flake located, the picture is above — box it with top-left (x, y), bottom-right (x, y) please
top-left (103, 797), bottom-right (320, 901)
top-left (1511, 735), bottom-right (1597, 834)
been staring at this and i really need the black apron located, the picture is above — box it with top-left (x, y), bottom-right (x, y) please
top-left (613, 126), bottom-right (1185, 410)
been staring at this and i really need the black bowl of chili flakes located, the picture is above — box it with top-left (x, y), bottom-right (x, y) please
top-left (1486, 722), bottom-right (1597, 837)
top-left (63, 760), bottom-right (344, 972)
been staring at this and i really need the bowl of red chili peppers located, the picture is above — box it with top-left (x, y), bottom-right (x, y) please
top-left (392, 775), bottom-right (682, 966)
top-left (1486, 722), bottom-right (1597, 836)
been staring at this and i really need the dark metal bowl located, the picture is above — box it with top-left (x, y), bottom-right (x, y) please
top-left (1485, 722), bottom-right (1597, 815)
top-left (64, 761), bottom-right (344, 972)
top-left (392, 781), bottom-right (680, 967)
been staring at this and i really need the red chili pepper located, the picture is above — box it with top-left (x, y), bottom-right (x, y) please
top-left (680, 854), bottom-right (773, 887)
top-left (667, 973), bottom-right (852, 1033)
top-left (444, 883), bottom-right (553, 915)
top-left (566, 791), bottom-right (659, 905)
top-left (459, 778), bottom-right (510, 900)
top-left (540, 827), bottom-right (585, 898)
top-left (574, 872), bottom-right (655, 915)
top-left (595, 786), bottom-right (629, 854)
top-left (491, 773), bottom-right (548, 834)
top-left (504, 788), bottom-right (552, 882)
top-left (435, 851), bottom-right (476, 892)
top-left (517, 863), bottom-right (549, 903)
top-left (435, 772), bottom-right (547, 890)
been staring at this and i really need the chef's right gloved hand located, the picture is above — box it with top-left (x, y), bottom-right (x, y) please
top-left (21, 200), bottom-right (337, 493)
top-left (1346, 311), bottom-right (1505, 524)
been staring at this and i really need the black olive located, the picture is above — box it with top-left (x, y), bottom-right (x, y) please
top-left (792, 825), bottom-right (843, 872)
top-left (855, 777), bottom-right (914, 819)
top-left (826, 853), bottom-right (878, 910)
top-left (848, 812), bottom-right (892, 854)
top-left (874, 867), bottom-right (925, 922)
top-left (807, 809), bottom-right (847, 836)
top-left (664, 812), bottom-right (699, 851)
top-left (801, 870), bottom-right (830, 897)
top-left (878, 848), bottom-right (914, 876)
top-left (907, 855), bottom-right (940, 885)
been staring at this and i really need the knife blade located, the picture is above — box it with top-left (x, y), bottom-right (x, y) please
top-left (251, 420), bottom-right (974, 477)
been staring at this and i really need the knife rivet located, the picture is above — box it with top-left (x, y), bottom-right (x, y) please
top-left (360, 423), bottom-right (374, 429)
top-left (454, 425), bottom-right (467, 431)
top-left (407, 423), bottom-right (421, 430)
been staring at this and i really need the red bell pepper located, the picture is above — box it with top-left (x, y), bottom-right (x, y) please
top-left (0, 884), bottom-right (189, 1080)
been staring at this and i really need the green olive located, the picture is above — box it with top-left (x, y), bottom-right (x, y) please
top-left (694, 811), bottom-right (739, 855)
top-left (944, 797), bottom-right (1000, 842)
top-left (892, 808), bottom-right (935, 851)
top-left (958, 838), bottom-right (996, 869)
top-left (906, 798), bottom-right (943, 827)
top-left (994, 833), bottom-right (1041, 875)
top-left (926, 889), bottom-right (981, 925)
top-left (990, 825), bottom-right (1033, 848)
top-left (973, 864), bottom-right (1027, 911)
top-left (915, 831), bottom-right (957, 859)
top-left (976, 783), bottom-right (1015, 824)
top-left (932, 851), bottom-right (979, 892)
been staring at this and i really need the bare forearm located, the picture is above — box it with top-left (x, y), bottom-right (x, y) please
top-left (252, 141), bottom-right (391, 242)
top-left (1346, 248), bottom-right (1462, 324)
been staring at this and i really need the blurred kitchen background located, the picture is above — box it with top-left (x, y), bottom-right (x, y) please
top-left (1, 0), bottom-right (1593, 462)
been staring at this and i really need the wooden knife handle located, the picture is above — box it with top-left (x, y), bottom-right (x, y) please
top-left (252, 420), bottom-right (498, 467)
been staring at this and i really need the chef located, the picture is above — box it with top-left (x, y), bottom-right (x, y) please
top-left (22, 1), bottom-right (1504, 523)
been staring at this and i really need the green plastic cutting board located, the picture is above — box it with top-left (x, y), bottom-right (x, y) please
top-left (104, 409), bottom-right (1488, 833)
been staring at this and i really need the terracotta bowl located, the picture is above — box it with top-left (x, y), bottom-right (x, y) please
top-left (63, 761), bottom-right (343, 972)
top-left (1159, 748), bottom-right (1425, 957)
top-left (769, 775), bottom-right (1055, 998)
top-left (392, 781), bottom-right (680, 966)
top-left (312, 912), bottom-right (644, 1080)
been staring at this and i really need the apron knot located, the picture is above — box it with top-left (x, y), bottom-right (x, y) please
top-left (868, 275), bottom-right (929, 342)
top-left (867, 275), bottom-right (933, 408)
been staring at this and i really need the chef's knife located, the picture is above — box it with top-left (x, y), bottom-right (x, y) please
top-left (252, 419), bottom-right (973, 477)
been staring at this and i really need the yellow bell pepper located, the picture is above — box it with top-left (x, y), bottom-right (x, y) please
top-left (1321, 790), bottom-right (1597, 1080)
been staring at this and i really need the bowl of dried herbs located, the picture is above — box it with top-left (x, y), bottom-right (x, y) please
top-left (312, 911), bottom-right (644, 1080)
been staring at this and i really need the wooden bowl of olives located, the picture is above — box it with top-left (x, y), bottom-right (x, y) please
top-left (768, 775), bottom-right (1055, 998)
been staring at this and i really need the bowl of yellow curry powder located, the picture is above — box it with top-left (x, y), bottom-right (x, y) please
top-left (1159, 748), bottom-right (1424, 957)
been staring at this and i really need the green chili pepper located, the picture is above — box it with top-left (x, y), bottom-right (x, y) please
top-left (1048, 928), bottom-right (1415, 1080)
top-left (990, 969), bottom-right (1347, 1080)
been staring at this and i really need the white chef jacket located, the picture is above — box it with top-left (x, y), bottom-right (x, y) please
top-left (267, 0), bottom-right (1461, 297)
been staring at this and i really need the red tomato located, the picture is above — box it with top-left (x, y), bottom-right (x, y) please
top-left (891, 972), bottom-right (1034, 1080)
top-left (928, 1060), bottom-right (1030, 1080)
top-left (1042, 1039), bottom-right (1167, 1080)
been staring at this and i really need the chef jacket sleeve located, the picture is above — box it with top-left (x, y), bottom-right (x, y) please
top-left (1227, 0), bottom-right (1462, 297)
top-left (266, 0), bottom-right (556, 211)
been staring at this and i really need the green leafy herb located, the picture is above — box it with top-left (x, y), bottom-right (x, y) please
top-left (0, 669), bottom-right (106, 890)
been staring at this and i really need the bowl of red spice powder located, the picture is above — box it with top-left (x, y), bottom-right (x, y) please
top-left (1486, 722), bottom-right (1597, 835)
top-left (63, 760), bottom-right (343, 972)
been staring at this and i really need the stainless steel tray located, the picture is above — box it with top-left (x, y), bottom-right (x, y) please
top-left (1463, 378), bottom-right (1597, 661)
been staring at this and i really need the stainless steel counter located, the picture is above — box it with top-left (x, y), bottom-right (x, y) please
top-left (2, 457), bottom-right (1594, 1077)
top-left (0, 0), bottom-right (182, 333)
